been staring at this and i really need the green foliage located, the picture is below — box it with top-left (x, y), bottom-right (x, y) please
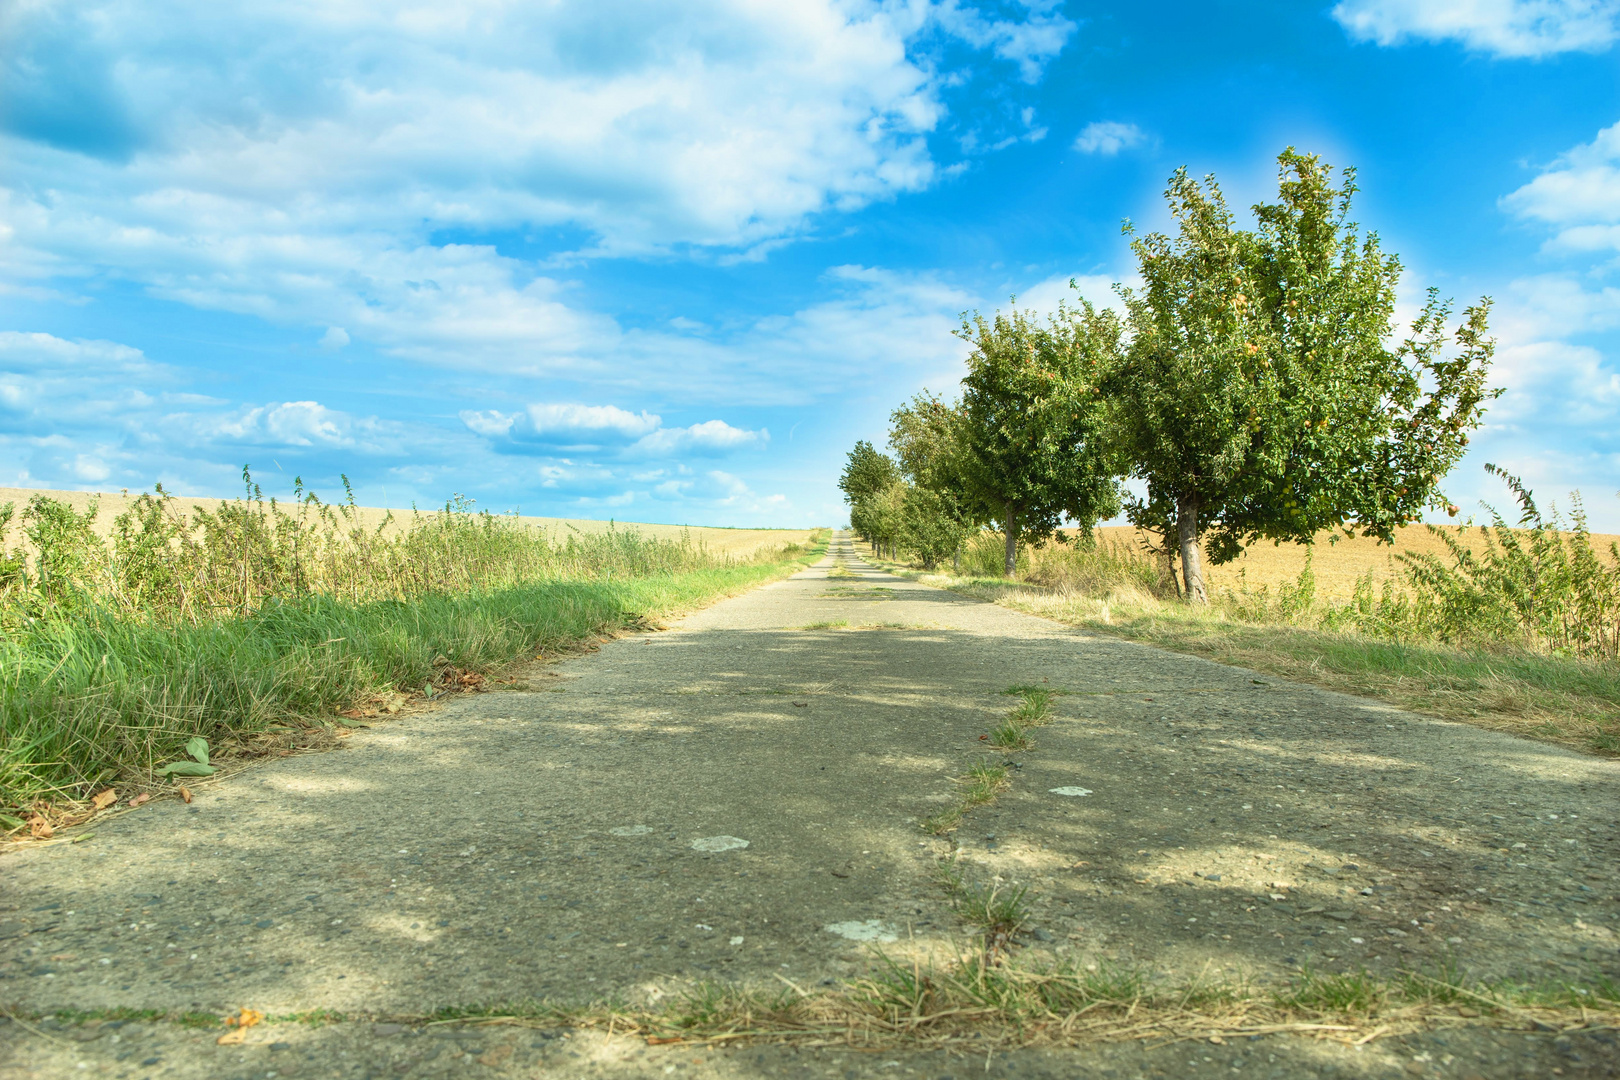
top-left (1321, 467), bottom-right (1620, 659)
top-left (841, 442), bottom-right (908, 555)
top-left (838, 441), bottom-right (901, 505)
top-left (889, 393), bottom-right (974, 568)
top-left (955, 300), bottom-right (1122, 575)
top-left (1105, 150), bottom-right (1499, 602)
top-left (897, 486), bottom-right (970, 570)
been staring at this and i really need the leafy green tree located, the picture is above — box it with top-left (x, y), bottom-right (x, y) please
top-left (897, 486), bottom-right (969, 569)
top-left (1107, 150), bottom-right (1499, 603)
top-left (839, 441), bottom-right (900, 505)
top-left (954, 301), bottom-right (1122, 576)
top-left (839, 441), bottom-right (904, 558)
top-left (889, 392), bottom-right (973, 570)
top-left (850, 480), bottom-right (907, 560)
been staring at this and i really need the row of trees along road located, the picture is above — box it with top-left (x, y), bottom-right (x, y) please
top-left (840, 151), bottom-right (1500, 603)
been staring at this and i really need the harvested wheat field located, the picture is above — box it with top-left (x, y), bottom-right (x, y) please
top-left (1090, 523), bottom-right (1620, 601)
top-left (0, 486), bottom-right (814, 560)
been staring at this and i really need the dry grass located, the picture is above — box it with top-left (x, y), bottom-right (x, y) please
top-left (409, 954), bottom-right (1620, 1051)
top-left (0, 486), bottom-right (816, 562)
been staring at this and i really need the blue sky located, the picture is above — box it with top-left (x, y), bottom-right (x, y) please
top-left (2, 0), bottom-right (1618, 528)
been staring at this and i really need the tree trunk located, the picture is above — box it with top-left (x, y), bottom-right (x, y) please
top-left (1003, 502), bottom-right (1019, 578)
top-left (1176, 492), bottom-right (1208, 604)
top-left (1159, 535), bottom-right (1181, 599)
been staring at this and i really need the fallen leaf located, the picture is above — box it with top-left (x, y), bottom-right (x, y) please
top-left (216, 1028), bottom-right (247, 1045)
top-left (28, 816), bottom-right (53, 840)
top-left (178, 787), bottom-right (193, 804)
top-left (91, 789), bottom-right (118, 810)
top-left (237, 1008), bottom-right (264, 1028)
top-left (646, 1037), bottom-right (686, 1046)
top-left (477, 1045), bottom-right (514, 1066)
top-left (156, 761), bottom-right (216, 777)
top-left (128, 793), bottom-right (151, 808)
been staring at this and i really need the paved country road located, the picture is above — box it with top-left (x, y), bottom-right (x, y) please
top-left (4, 533), bottom-right (1618, 1079)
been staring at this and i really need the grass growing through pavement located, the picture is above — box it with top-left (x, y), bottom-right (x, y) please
top-left (41, 958), bottom-right (1615, 1050)
top-left (934, 854), bottom-right (1031, 947)
top-left (922, 762), bottom-right (1008, 835)
top-left (0, 485), bottom-right (826, 826)
top-left (986, 686), bottom-right (1055, 751)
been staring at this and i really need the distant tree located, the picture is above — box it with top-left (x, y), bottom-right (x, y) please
top-left (850, 481), bottom-right (907, 560)
top-left (839, 441), bottom-right (904, 558)
top-left (1106, 150), bottom-right (1499, 603)
top-left (889, 393), bottom-right (973, 570)
top-left (839, 441), bottom-right (901, 505)
top-left (954, 301), bottom-right (1122, 576)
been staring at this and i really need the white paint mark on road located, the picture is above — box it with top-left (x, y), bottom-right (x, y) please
top-left (691, 836), bottom-right (749, 852)
top-left (825, 920), bottom-right (898, 942)
top-left (1049, 787), bottom-right (1093, 797)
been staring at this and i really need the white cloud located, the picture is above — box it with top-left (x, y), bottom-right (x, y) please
top-left (1332, 0), bottom-right (1620, 58)
top-left (1073, 121), bottom-right (1146, 156)
top-left (931, 0), bottom-right (1077, 83)
top-left (0, 3), bottom-right (1076, 449)
top-left (185, 400), bottom-right (405, 453)
top-left (1501, 120), bottom-right (1620, 252)
top-left (630, 419), bottom-right (768, 456)
top-left (462, 403), bottom-right (764, 458)
top-left (459, 402), bottom-right (660, 450)
top-left (0, 1), bottom-right (1071, 281)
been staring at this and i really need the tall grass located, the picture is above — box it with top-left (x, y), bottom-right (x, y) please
top-left (940, 471), bottom-right (1620, 663)
top-left (1, 478), bottom-right (820, 821)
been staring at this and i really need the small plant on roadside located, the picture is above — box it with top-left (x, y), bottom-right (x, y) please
top-left (1275, 966), bottom-right (1385, 1014)
top-left (156, 737), bottom-right (216, 778)
top-left (960, 763), bottom-right (1008, 807)
top-left (1007, 688), bottom-right (1055, 727)
top-left (988, 719), bottom-right (1030, 750)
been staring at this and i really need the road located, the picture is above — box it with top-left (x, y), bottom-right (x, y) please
top-left (3, 532), bottom-right (1616, 1078)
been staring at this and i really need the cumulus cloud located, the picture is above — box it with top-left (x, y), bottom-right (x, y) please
top-left (460, 403), bottom-right (662, 451)
top-left (462, 403), bottom-right (764, 458)
top-left (0, 2), bottom-right (1076, 384)
top-left (0, 1), bottom-right (1072, 270)
top-left (1501, 120), bottom-right (1620, 252)
top-left (1332, 0), bottom-right (1620, 58)
top-left (630, 419), bottom-right (768, 457)
top-left (1073, 121), bottom-right (1147, 156)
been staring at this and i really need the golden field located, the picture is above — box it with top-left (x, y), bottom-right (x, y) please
top-left (1090, 523), bottom-right (1620, 601)
top-left (0, 486), bottom-right (818, 562)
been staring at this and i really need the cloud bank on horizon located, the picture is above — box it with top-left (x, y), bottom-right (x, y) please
top-left (1, 0), bottom-right (1617, 528)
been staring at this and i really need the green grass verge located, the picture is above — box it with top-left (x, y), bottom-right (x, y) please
top-left (3, 541), bottom-right (825, 819)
